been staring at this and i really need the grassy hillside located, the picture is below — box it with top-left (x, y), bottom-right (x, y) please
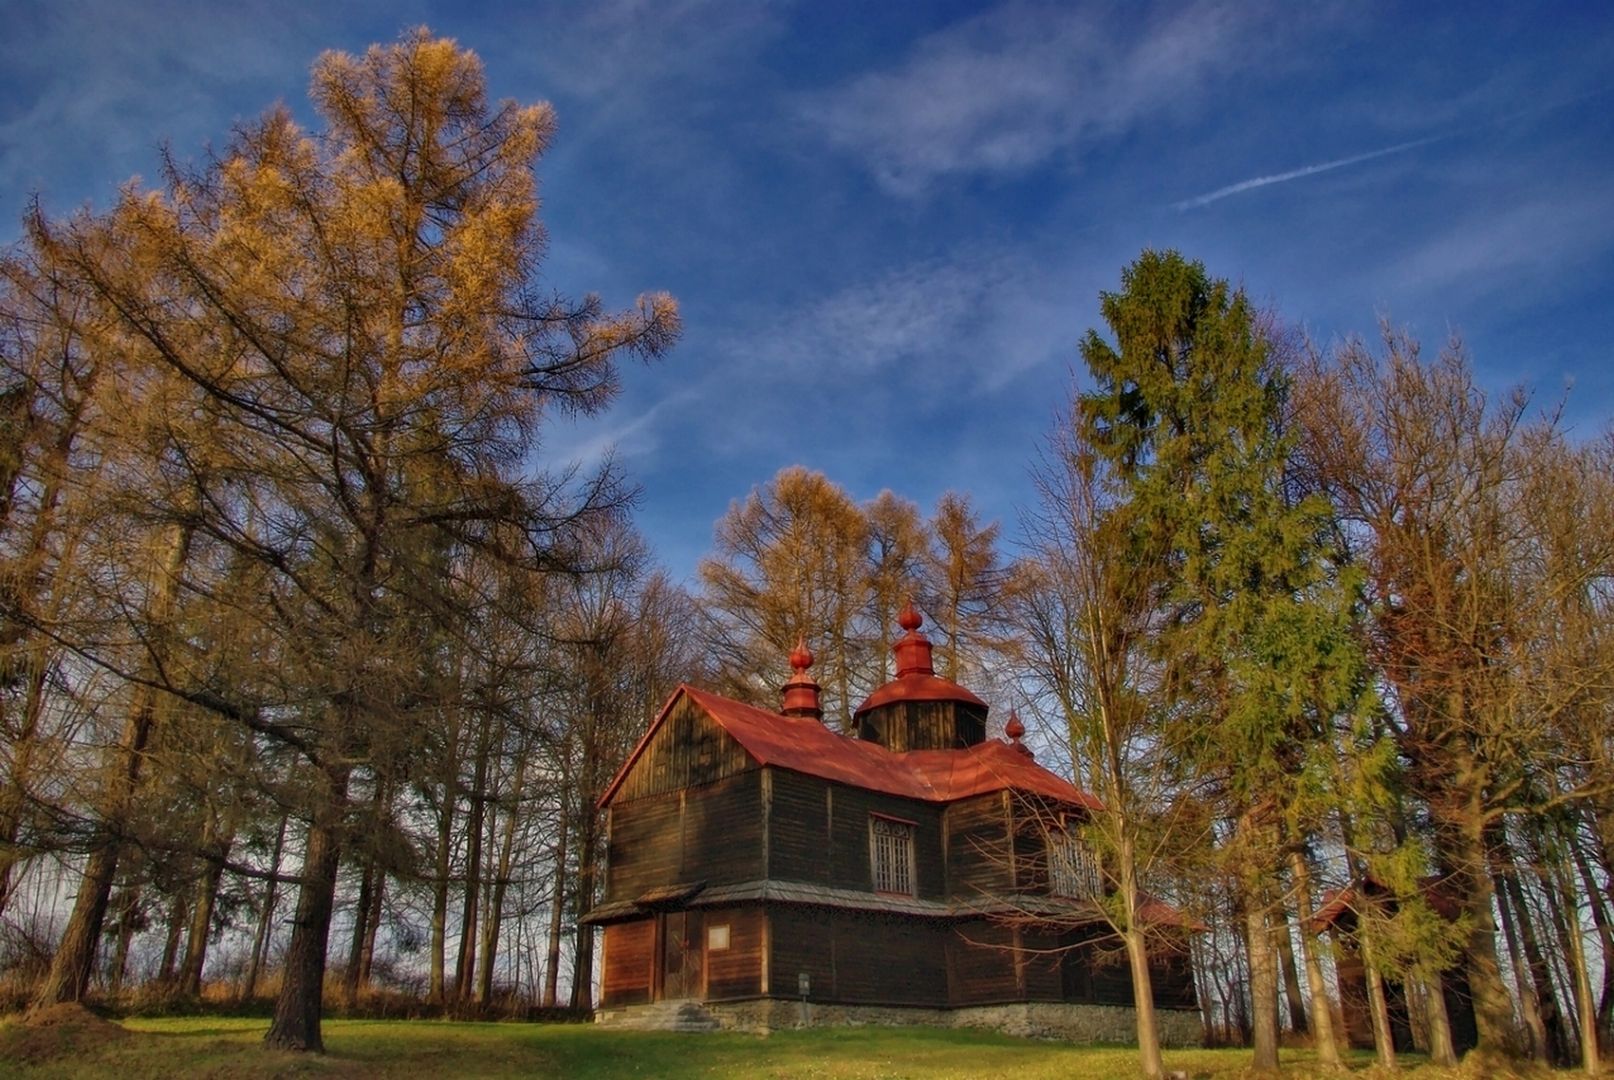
top-left (0, 1008), bottom-right (1546, 1078)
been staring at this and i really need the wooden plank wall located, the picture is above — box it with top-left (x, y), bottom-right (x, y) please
top-left (770, 906), bottom-right (838, 1002)
top-left (768, 768), bottom-right (830, 882)
top-left (947, 920), bottom-right (1021, 1004)
top-left (701, 906), bottom-right (765, 1000)
top-left (828, 785), bottom-right (944, 897)
top-left (605, 771), bottom-right (764, 902)
top-left (615, 696), bottom-right (755, 803)
top-left (601, 919), bottom-right (655, 1007)
top-left (857, 701), bottom-right (987, 751)
top-left (943, 793), bottom-right (1013, 898)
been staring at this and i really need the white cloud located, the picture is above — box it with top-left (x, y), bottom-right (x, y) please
top-left (802, 1), bottom-right (1271, 196)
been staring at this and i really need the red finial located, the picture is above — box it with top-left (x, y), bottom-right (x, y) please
top-left (892, 601), bottom-right (935, 678)
top-left (1005, 710), bottom-right (1025, 741)
top-left (1006, 708), bottom-right (1033, 758)
top-left (780, 635), bottom-right (823, 721)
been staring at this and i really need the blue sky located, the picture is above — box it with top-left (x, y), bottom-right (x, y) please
top-left (4, 1), bottom-right (1611, 584)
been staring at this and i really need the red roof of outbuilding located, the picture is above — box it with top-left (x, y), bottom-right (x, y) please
top-left (598, 683), bottom-right (1102, 811)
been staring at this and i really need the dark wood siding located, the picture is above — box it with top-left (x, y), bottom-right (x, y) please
top-left (831, 912), bottom-right (947, 1005)
top-left (605, 771), bottom-right (764, 903)
top-left (601, 919), bottom-right (655, 1007)
top-left (948, 920), bottom-right (1020, 1005)
top-left (857, 700), bottom-right (986, 751)
top-left (701, 906), bottom-right (766, 1000)
top-left (767, 768), bottom-right (830, 882)
top-left (827, 785), bottom-right (943, 898)
top-left (614, 696), bottom-right (755, 804)
top-left (770, 906), bottom-right (838, 1002)
top-left (944, 793), bottom-right (1013, 899)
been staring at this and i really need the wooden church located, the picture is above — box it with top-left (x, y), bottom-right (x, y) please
top-left (584, 606), bottom-right (1202, 1040)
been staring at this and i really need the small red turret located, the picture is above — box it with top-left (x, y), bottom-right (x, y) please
top-left (1005, 709), bottom-right (1034, 759)
top-left (780, 636), bottom-right (823, 721)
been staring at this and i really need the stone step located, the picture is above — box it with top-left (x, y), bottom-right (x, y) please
top-left (595, 1000), bottom-right (722, 1033)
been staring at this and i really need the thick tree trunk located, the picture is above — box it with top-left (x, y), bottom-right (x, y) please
top-left (428, 717), bottom-right (461, 1007)
top-left (1287, 851), bottom-right (1341, 1067)
top-left (264, 765), bottom-right (350, 1053)
top-left (1245, 900), bottom-right (1280, 1071)
top-left (1444, 791), bottom-right (1525, 1061)
top-left (1273, 909), bottom-right (1308, 1035)
top-left (1423, 973), bottom-right (1458, 1066)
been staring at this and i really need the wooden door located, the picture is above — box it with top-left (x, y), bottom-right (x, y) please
top-left (659, 910), bottom-right (704, 1000)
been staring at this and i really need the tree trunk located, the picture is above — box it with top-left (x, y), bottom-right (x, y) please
top-left (568, 809), bottom-right (599, 1011)
top-left (343, 856), bottom-right (375, 1010)
top-left (1245, 900), bottom-right (1280, 1071)
top-left (1503, 849), bottom-right (1573, 1062)
top-left (1273, 909), bottom-right (1308, 1034)
top-left (1119, 836), bottom-right (1163, 1080)
top-left (1496, 862), bottom-right (1551, 1060)
top-left (179, 837), bottom-right (230, 997)
top-left (428, 712), bottom-right (461, 1007)
top-left (158, 887), bottom-right (187, 985)
top-left (1552, 861), bottom-right (1602, 1075)
top-left (358, 868), bottom-right (384, 990)
top-left (479, 746), bottom-right (527, 1006)
top-left (1362, 936), bottom-right (1398, 1070)
top-left (242, 813), bottom-right (287, 1001)
top-left (107, 883), bottom-right (140, 997)
top-left (264, 765), bottom-right (350, 1053)
top-left (543, 825), bottom-right (567, 1008)
top-left (31, 516), bottom-right (192, 1008)
top-left (455, 722), bottom-right (493, 1002)
top-left (1423, 972), bottom-right (1458, 1066)
top-left (1287, 851), bottom-right (1341, 1067)
top-left (1444, 793), bottom-right (1525, 1061)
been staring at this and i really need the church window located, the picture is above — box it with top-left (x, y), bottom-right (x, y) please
top-left (870, 815), bottom-right (915, 895)
top-left (1049, 827), bottom-right (1102, 899)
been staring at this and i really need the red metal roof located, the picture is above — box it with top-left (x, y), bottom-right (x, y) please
top-left (854, 673), bottom-right (987, 715)
top-left (598, 683), bottom-right (1101, 810)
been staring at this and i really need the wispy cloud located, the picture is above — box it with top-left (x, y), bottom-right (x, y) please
top-left (1175, 134), bottom-right (1443, 210)
top-left (731, 249), bottom-right (1074, 390)
top-left (802, 1), bottom-right (1283, 197)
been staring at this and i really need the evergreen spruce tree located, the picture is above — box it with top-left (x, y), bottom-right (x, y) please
top-left (1079, 250), bottom-right (1369, 1072)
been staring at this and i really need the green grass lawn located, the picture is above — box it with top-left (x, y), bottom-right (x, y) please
top-left (0, 1011), bottom-right (1547, 1079)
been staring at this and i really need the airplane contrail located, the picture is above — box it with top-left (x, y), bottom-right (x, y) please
top-left (1174, 134), bottom-right (1443, 211)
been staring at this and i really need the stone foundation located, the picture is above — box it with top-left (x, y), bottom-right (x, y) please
top-left (690, 998), bottom-right (1201, 1047)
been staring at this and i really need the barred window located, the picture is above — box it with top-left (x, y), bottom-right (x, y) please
top-left (1049, 829), bottom-right (1102, 899)
top-left (870, 815), bottom-right (915, 895)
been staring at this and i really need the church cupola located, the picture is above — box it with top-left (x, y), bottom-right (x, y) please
top-left (852, 603), bottom-right (988, 751)
top-left (780, 637), bottom-right (823, 721)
